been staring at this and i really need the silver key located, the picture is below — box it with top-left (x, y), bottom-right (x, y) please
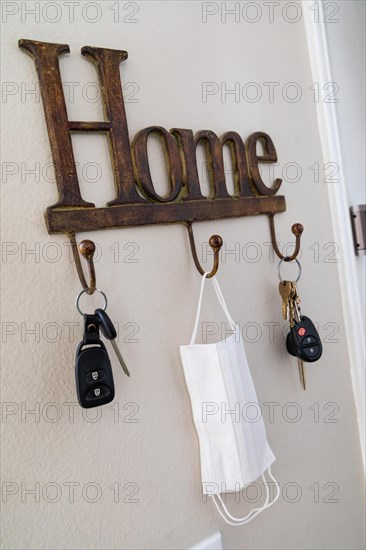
top-left (110, 339), bottom-right (130, 378)
top-left (95, 308), bottom-right (130, 377)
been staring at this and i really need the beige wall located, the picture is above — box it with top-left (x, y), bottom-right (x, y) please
top-left (1, 1), bottom-right (364, 549)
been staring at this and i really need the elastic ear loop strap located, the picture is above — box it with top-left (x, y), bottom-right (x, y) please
top-left (212, 475), bottom-right (269, 526)
top-left (190, 274), bottom-right (236, 345)
top-left (211, 467), bottom-right (280, 526)
top-left (212, 278), bottom-right (236, 331)
top-left (190, 273), bottom-right (209, 345)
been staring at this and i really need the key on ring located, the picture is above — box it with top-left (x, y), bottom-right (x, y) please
top-left (289, 282), bottom-right (306, 390)
top-left (278, 281), bottom-right (293, 320)
top-left (95, 308), bottom-right (130, 377)
top-left (279, 281), bottom-right (306, 389)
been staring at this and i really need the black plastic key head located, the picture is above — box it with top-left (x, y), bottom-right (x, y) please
top-left (75, 341), bottom-right (115, 408)
top-left (286, 315), bottom-right (322, 363)
top-left (95, 308), bottom-right (117, 340)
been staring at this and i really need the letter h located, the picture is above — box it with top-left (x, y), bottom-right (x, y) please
top-left (18, 39), bottom-right (143, 208)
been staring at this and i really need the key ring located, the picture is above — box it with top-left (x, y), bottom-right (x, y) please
top-left (277, 258), bottom-right (302, 283)
top-left (76, 288), bottom-right (108, 316)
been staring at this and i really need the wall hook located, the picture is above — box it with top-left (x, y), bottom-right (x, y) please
top-left (185, 222), bottom-right (223, 278)
top-left (268, 213), bottom-right (304, 261)
top-left (69, 233), bottom-right (96, 294)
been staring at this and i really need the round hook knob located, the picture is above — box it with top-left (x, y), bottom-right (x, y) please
top-left (78, 240), bottom-right (96, 261)
top-left (209, 235), bottom-right (223, 252)
top-left (291, 223), bottom-right (304, 237)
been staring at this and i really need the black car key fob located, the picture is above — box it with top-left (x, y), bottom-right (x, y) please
top-left (286, 315), bottom-right (322, 362)
top-left (75, 314), bottom-right (115, 408)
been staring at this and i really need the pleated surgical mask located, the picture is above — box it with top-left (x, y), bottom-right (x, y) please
top-left (180, 274), bottom-right (279, 525)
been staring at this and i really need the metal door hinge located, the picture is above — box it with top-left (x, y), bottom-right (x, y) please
top-left (350, 205), bottom-right (366, 255)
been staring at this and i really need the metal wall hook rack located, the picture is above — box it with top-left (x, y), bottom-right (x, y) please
top-left (69, 214), bottom-right (304, 288)
top-left (19, 38), bottom-right (304, 286)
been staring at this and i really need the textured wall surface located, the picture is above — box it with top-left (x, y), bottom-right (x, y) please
top-left (1, 2), bottom-right (365, 549)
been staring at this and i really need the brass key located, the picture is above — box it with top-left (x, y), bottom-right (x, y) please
top-left (279, 281), bottom-right (293, 320)
top-left (288, 283), bottom-right (297, 327)
top-left (290, 282), bottom-right (301, 323)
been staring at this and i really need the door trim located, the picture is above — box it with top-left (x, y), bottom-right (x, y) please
top-left (303, 0), bottom-right (365, 469)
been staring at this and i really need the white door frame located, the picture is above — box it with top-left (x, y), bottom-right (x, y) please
top-left (303, 0), bottom-right (365, 469)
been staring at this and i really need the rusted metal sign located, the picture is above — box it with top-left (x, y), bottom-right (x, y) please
top-left (18, 39), bottom-right (287, 235)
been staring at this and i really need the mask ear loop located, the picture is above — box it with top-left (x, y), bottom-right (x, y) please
top-left (212, 476), bottom-right (269, 526)
top-left (190, 274), bottom-right (239, 345)
top-left (189, 273), bottom-right (210, 345)
top-left (211, 467), bottom-right (280, 526)
top-left (212, 467), bottom-right (280, 526)
top-left (212, 277), bottom-right (236, 331)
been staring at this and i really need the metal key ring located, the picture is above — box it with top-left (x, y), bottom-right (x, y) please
top-left (277, 257), bottom-right (302, 283)
top-left (76, 288), bottom-right (108, 316)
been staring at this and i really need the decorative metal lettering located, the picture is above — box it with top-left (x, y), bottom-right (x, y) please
top-left (19, 39), bottom-right (286, 235)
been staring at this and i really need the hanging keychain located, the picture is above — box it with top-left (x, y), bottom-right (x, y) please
top-left (75, 289), bottom-right (130, 408)
top-left (278, 259), bottom-right (322, 390)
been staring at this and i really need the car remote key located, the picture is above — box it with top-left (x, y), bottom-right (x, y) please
top-left (75, 313), bottom-right (115, 408)
top-left (286, 315), bottom-right (323, 362)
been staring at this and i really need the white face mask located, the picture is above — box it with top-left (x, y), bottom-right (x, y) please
top-left (180, 274), bottom-right (279, 526)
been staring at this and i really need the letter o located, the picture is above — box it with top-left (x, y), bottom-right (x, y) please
top-left (282, 482), bottom-right (302, 502)
top-left (42, 243), bottom-right (62, 263)
top-left (42, 482), bottom-right (62, 503)
top-left (282, 242), bottom-right (302, 260)
top-left (82, 407), bottom-right (102, 423)
top-left (83, 482), bottom-right (102, 503)
top-left (82, 161), bottom-right (102, 183)
top-left (242, 242), bottom-right (262, 263)
top-left (282, 161), bottom-right (302, 182)
top-left (282, 2), bottom-right (302, 23)
top-left (282, 82), bottom-right (302, 103)
top-left (42, 2), bottom-right (62, 22)
top-left (282, 402), bottom-right (302, 423)
top-left (242, 82), bottom-right (262, 103)
top-left (242, 402), bottom-right (262, 423)
top-left (132, 126), bottom-right (183, 202)
top-left (82, 2), bottom-right (102, 22)
top-left (82, 83), bottom-right (100, 103)
top-left (42, 322), bottom-right (61, 343)
top-left (242, 482), bottom-right (262, 502)
top-left (242, 2), bottom-right (262, 23)
top-left (42, 402), bottom-right (62, 423)
top-left (242, 322), bottom-right (262, 343)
